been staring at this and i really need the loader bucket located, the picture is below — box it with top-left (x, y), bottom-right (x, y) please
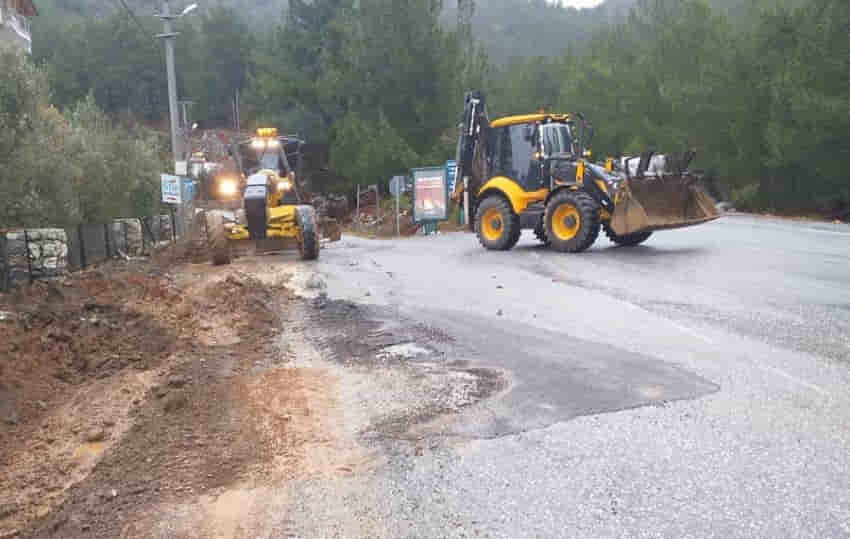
top-left (610, 176), bottom-right (720, 236)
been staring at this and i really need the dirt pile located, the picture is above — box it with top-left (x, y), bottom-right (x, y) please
top-left (0, 253), bottom-right (300, 538)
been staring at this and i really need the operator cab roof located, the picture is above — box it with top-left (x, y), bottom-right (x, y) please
top-left (490, 113), bottom-right (571, 128)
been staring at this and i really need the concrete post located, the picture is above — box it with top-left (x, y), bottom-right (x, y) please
top-left (157, 0), bottom-right (182, 168)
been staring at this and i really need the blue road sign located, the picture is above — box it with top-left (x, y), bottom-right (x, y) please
top-left (446, 160), bottom-right (457, 194)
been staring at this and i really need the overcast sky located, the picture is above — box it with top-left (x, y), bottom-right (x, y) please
top-left (560, 0), bottom-right (606, 7)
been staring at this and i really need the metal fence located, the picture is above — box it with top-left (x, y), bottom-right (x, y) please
top-left (0, 213), bottom-right (177, 292)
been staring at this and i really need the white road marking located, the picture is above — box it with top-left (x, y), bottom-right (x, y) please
top-left (666, 320), bottom-right (714, 344)
top-left (754, 362), bottom-right (831, 397)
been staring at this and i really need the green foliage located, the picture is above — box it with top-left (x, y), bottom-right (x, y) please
top-left (0, 53), bottom-right (164, 228)
top-left (488, 0), bottom-right (850, 214)
top-left (250, 0), bottom-right (473, 189)
top-left (732, 183), bottom-right (760, 211)
top-left (195, 6), bottom-right (254, 126)
top-left (26, 0), bottom-right (850, 215)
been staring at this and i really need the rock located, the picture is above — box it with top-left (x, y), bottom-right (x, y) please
top-left (496, 309), bottom-right (503, 316)
top-left (154, 387), bottom-right (168, 399)
top-left (496, 285), bottom-right (503, 289)
top-left (0, 502), bottom-right (18, 519)
top-left (163, 393), bottom-right (188, 413)
top-left (364, 291), bottom-right (371, 297)
top-left (3, 408), bottom-right (18, 425)
top-left (27, 242), bottom-right (41, 260)
top-left (167, 375), bottom-right (188, 388)
top-left (85, 428), bottom-right (106, 442)
top-left (305, 274), bottom-right (326, 290)
top-left (36, 400), bottom-right (47, 411)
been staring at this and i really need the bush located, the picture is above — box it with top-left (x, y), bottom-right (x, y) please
top-left (0, 52), bottom-right (165, 228)
top-left (731, 183), bottom-right (760, 212)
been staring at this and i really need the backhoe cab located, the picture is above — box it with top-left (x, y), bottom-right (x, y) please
top-left (453, 91), bottom-right (720, 252)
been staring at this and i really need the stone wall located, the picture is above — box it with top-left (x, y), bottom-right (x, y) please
top-left (113, 219), bottom-right (144, 255)
top-left (1, 229), bottom-right (68, 287)
top-left (0, 214), bottom-right (176, 291)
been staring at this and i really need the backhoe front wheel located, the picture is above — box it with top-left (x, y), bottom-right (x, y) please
top-left (475, 195), bottom-right (520, 251)
top-left (603, 222), bottom-right (652, 247)
top-left (544, 190), bottom-right (600, 253)
top-left (295, 205), bottom-right (320, 261)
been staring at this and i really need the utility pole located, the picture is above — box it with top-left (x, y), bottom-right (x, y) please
top-left (157, 0), bottom-right (182, 170)
top-left (178, 99), bottom-right (195, 156)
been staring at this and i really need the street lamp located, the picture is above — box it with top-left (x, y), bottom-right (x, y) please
top-left (156, 1), bottom-right (199, 173)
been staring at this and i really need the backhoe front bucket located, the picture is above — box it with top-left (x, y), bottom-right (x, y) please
top-left (610, 176), bottom-right (720, 236)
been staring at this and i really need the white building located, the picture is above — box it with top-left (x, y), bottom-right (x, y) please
top-left (0, 0), bottom-right (37, 54)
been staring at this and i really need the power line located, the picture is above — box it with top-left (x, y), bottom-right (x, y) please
top-left (115, 0), bottom-right (149, 35)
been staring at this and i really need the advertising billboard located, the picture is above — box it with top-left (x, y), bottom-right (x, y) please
top-left (412, 166), bottom-right (447, 223)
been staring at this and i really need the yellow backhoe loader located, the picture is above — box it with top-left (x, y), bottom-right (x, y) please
top-left (453, 91), bottom-right (720, 252)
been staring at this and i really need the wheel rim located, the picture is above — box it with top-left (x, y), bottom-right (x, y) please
top-left (551, 204), bottom-right (581, 241)
top-left (481, 207), bottom-right (504, 241)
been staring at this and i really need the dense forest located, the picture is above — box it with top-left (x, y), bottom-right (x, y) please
top-left (1, 0), bottom-right (846, 227)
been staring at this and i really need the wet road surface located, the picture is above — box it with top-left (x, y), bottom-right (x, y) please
top-left (288, 214), bottom-right (850, 538)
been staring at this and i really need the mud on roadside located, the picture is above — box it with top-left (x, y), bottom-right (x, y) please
top-left (2, 253), bottom-right (509, 538)
top-left (293, 297), bottom-right (508, 444)
top-left (0, 255), bottom-right (303, 538)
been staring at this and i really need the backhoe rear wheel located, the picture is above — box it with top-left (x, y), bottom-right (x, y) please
top-left (295, 205), bottom-right (320, 261)
top-left (544, 190), bottom-right (600, 253)
top-left (603, 222), bottom-right (652, 247)
top-left (475, 195), bottom-right (520, 251)
top-left (206, 210), bottom-right (232, 266)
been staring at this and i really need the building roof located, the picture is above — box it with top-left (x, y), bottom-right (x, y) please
top-left (10, 0), bottom-right (38, 17)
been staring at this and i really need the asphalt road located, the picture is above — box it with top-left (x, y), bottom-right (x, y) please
top-left (288, 214), bottom-right (850, 538)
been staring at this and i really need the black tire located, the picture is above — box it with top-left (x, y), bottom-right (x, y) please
top-left (206, 211), bottom-right (231, 266)
top-left (534, 216), bottom-right (550, 245)
top-left (474, 195), bottom-right (520, 251)
top-left (544, 190), bottom-right (600, 253)
top-left (603, 222), bottom-right (652, 247)
top-left (295, 205), bottom-right (320, 261)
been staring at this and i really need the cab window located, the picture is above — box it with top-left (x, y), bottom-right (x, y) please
top-left (541, 124), bottom-right (574, 156)
top-left (489, 124), bottom-right (542, 190)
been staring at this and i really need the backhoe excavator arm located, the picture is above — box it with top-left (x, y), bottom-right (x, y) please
top-left (454, 91), bottom-right (490, 228)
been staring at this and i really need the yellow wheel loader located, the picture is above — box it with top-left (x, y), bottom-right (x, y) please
top-left (453, 91), bottom-right (720, 252)
top-left (192, 128), bottom-right (339, 265)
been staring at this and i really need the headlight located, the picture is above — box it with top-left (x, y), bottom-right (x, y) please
top-left (277, 179), bottom-right (292, 191)
top-left (219, 179), bottom-right (238, 196)
top-left (266, 139), bottom-right (281, 149)
top-left (250, 138), bottom-right (266, 150)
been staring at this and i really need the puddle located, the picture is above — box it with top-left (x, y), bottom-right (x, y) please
top-left (376, 342), bottom-right (431, 361)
